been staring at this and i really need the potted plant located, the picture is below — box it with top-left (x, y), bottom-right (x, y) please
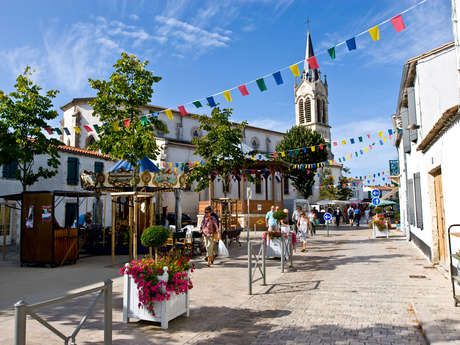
top-left (371, 213), bottom-right (389, 238)
top-left (122, 254), bottom-right (194, 329)
top-left (141, 225), bottom-right (170, 260)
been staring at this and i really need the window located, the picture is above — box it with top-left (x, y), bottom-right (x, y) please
top-left (317, 99), bottom-right (323, 123)
top-left (2, 160), bottom-right (18, 179)
top-left (305, 98), bottom-right (312, 123)
top-left (298, 99), bottom-right (305, 124)
top-left (85, 135), bottom-right (96, 149)
top-left (283, 176), bottom-right (289, 195)
top-left (191, 127), bottom-right (201, 139)
top-left (222, 177), bottom-right (231, 194)
top-left (323, 101), bottom-right (328, 124)
top-left (65, 203), bottom-right (78, 227)
top-left (414, 173), bottom-right (423, 229)
top-left (255, 178), bottom-right (262, 194)
top-left (251, 137), bottom-right (260, 151)
top-left (94, 161), bottom-right (104, 173)
top-left (67, 157), bottom-right (79, 185)
top-left (407, 178), bottom-right (415, 226)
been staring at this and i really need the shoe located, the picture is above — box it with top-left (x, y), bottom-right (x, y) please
top-left (211, 255), bottom-right (215, 264)
top-left (207, 257), bottom-right (211, 267)
top-left (301, 248), bottom-right (306, 252)
top-left (204, 256), bottom-right (208, 261)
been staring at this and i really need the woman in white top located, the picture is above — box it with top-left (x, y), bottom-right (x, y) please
top-left (297, 212), bottom-right (309, 252)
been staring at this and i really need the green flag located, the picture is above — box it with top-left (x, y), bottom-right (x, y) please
top-left (328, 47), bottom-right (336, 60)
top-left (256, 78), bottom-right (267, 92)
top-left (192, 101), bottom-right (202, 108)
top-left (140, 116), bottom-right (149, 126)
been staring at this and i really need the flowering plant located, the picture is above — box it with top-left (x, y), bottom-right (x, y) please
top-left (371, 215), bottom-right (387, 231)
top-left (267, 230), bottom-right (282, 239)
top-left (121, 254), bottom-right (194, 315)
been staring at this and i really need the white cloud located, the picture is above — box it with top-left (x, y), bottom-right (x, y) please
top-left (0, 46), bottom-right (43, 82)
top-left (248, 118), bottom-right (292, 132)
top-left (129, 14), bottom-right (139, 21)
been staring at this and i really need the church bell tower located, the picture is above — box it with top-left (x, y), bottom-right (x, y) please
top-left (294, 32), bottom-right (331, 143)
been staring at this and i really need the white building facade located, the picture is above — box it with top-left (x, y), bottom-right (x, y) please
top-left (394, 42), bottom-right (460, 267)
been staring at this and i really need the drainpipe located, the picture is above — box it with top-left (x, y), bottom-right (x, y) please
top-left (453, 0), bottom-right (460, 103)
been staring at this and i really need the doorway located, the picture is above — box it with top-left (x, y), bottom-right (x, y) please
top-left (0, 204), bottom-right (11, 245)
top-left (433, 170), bottom-right (447, 265)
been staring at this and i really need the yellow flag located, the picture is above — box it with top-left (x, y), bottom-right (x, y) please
top-left (368, 25), bottom-right (380, 41)
top-left (74, 126), bottom-right (81, 134)
top-left (310, 146), bottom-right (315, 152)
top-left (378, 131), bottom-right (383, 138)
top-left (329, 160), bottom-right (333, 165)
top-left (165, 109), bottom-right (173, 120)
top-left (169, 162), bottom-right (173, 168)
top-left (341, 140), bottom-right (346, 145)
top-left (112, 122), bottom-right (120, 131)
top-left (223, 90), bottom-right (232, 102)
top-left (289, 64), bottom-right (300, 77)
top-left (383, 137), bottom-right (387, 143)
top-left (281, 151), bottom-right (286, 157)
top-left (364, 147), bottom-right (369, 153)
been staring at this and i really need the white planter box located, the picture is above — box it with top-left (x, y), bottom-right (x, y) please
top-left (372, 224), bottom-right (389, 238)
top-left (265, 236), bottom-right (291, 259)
top-left (123, 272), bottom-right (190, 329)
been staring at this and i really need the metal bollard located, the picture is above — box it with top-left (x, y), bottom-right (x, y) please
top-left (14, 300), bottom-right (26, 345)
top-left (248, 241), bottom-right (252, 295)
top-left (262, 240), bottom-right (266, 286)
top-left (281, 236), bottom-right (285, 273)
top-left (104, 280), bottom-right (113, 345)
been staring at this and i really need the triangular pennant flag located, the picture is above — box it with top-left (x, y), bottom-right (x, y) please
top-left (54, 128), bottom-right (62, 135)
top-left (378, 131), bottom-right (383, 138)
top-left (45, 127), bottom-right (53, 135)
top-left (123, 118), bottom-right (131, 128)
top-left (256, 78), bottom-right (267, 92)
top-left (223, 90), bottom-right (232, 102)
top-left (388, 129), bottom-right (393, 135)
top-left (272, 71), bottom-right (284, 85)
top-left (358, 136), bottom-right (363, 142)
top-left (238, 85), bottom-right (249, 96)
top-left (192, 101), bottom-right (202, 108)
top-left (206, 96), bottom-right (217, 107)
top-left (83, 125), bottom-right (93, 133)
top-left (368, 25), bottom-right (380, 41)
top-left (93, 125), bottom-right (100, 133)
top-left (64, 127), bottom-right (71, 135)
top-left (140, 116), bottom-right (149, 126)
top-left (341, 140), bottom-right (346, 145)
top-left (327, 47), bottom-right (336, 60)
top-left (178, 105), bottom-right (188, 116)
top-left (164, 109), bottom-right (173, 120)
top-left (319, 144), bottom-right (324, 150)
top-left (307, 56), bottom-right (319, 70)
top-left (350, 138), bottom-right (355, 144)
top-left (333, 141), bottom-right (338, 147)
top-left (391, 15), bottom-right (405, 32)
top-left (310, 146), bottom-right (315, 152)
top-left (289, 64), bottom-right (300, 77)
top-left (346, 37), bottom-right (356, 51)
top-left (74, 126), bottom-right (81, 134)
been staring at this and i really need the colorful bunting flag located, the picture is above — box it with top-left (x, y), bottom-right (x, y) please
top-left (346, 37), bottom-right (356, 51)
top-left (165, 109), bottom-right (173, 120)
top-left (207, 96), bottom-right (217, 107)
top-left (238, 85), bottom-right (249, 96)
top-left (140, 116), bottom-right (149, 126)
top-left (341, 140), bottom-right (346, 145)
top-left (93, 125), bottom-right (100, 133)
top-left (289, 64), bottom-right (300, 77)
top-left (350, 138), bottom-right (355, 144)
top-left (256, 78), bottom-right (268, 92)
top-left (311, 146), bottom-right (316, 152)
top-left (391, 15), bottom-right (405, 32)
top-left (178, 105), bottom-right (188, 116)
top-left (54, 128), bottom-right (62, 135)
top-left (388, 129), bottom-right (393, 135)
top-left (368, 25), bottom-right (380, 41)
top-left (327, 47), bottom-right (336, 60)
top-left (223, 90), bottom-right (232, 102)
top-left (123, 119), bottom-right (131, 128)
top-left (358, 136), bottom-right (363, 142)
top-left (378, 131), bottom-right (383, 138)
top-left (64, 127), bottom-right (71, 135)
top-left (333, 141), bottom-right (338, 147)
top-left (272, 71), bottom-right (284, 85)
top-left (45, 127), bottom-right (53, 135)
top-left (83, 125), bottom-right (93, 133)
top-left (307, 56), bottom-right (319, 70)
top-left (74, 126), bottom-right (81, 134)
top-left (192, 101), bottom-right (202, 108)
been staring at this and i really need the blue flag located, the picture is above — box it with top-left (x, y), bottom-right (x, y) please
top-left (207, 96), bottom-right (217, 107)
top-left (272, 71), bottom-right (284, 85)
top-left (346, 37), bottom-right (356, 51)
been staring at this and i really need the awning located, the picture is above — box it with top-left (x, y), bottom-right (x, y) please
top-left (109, 157), bottom-right (160, 173)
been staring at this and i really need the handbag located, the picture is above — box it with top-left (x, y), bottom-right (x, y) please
top-left (212, 231), bottom-right (220, 242)
top-left (217, 240), bottom-right (229, 257)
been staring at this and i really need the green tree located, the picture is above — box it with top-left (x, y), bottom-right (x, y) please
top-left (319, 169), bottom-right (337, 200)
top-left (0, 67), bottom-right (60, 191)
top-left (336, 176), bottom-right (353, 200)
top-left (276, 126), bottom-right (328, 198)
top-left (88, 52), bottom-right (168, 184)
top-left (188, 107), bottom-right (246, 197)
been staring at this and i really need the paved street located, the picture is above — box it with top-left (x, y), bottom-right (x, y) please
top-left (1, 227), bottom-right (459, 345)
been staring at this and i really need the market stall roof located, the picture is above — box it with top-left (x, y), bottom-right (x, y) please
top-left (109, 157), bottom-right (160, 173)
top-left (0, 190), bottom-right (101, 201)
top-left (315, 200), bottom-right (350, 206)
top-left (369, 199), bottom-right (397, 207)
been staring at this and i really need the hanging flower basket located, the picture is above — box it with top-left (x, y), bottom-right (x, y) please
top-left (122, 255), bottom-right (193, 329)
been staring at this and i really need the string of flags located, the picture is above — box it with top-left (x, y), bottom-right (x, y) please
top-left (41, 0), bottom-right (428, 131)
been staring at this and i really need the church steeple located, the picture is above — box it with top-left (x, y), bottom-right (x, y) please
top-left (305, 32), bottom-right (319, 81)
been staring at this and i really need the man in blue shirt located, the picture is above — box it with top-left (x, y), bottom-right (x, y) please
top-left (265, 205), bottom-right (277, 231)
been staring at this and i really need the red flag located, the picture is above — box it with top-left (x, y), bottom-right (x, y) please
top-left (367, 134), bottom-right (371, 139)
top-left (238, 85), bottom-right (249, 96)
top-left (178, 105), bottom-right (187, 116)
top-left (319, 144), bottom-right (324, 150)
top-left (391, 15), bottom-right (405, 32)
top-left (333, 141), bottom-right (338, 147)
top-left (123, 118), bottom-right (131, 128)
top-left (45, 127), bottom-right (53, 135)
top-left (307, 56), bottom-right (319, 70)
top-left (83, 125), bottom-right (93, 133)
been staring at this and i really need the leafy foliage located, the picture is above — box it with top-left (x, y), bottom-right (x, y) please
top-left (272, 210), bottom-right (287, 222)
top-left (88, 52), bottom-right (168, 169)
top-left (141, 225), bottom-right (170, 248)
top-left (276, 126), bottom-right (328, 198)
top-left (336, 176), bottom-right (353, 200)
top-left (0, 67), bottom-right (61, 191)
top-left (319, 169), bottom-right (337, 200)
top-left (187, 107), bottom-right (246, 196)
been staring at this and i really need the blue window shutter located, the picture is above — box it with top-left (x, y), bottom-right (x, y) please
top-left (94, 161), bottom-right (104, 173)
top-left (67, 157), bottom-right (79, 185)
top-left (2, 160), bottom-right (18, 179)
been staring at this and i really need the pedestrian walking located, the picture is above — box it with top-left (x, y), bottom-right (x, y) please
top-left (265, 205), bottom-right (277, 231)
top-left (297, 212), bottom-right (309, 252)
top-left (309, 208), bottom-right (318, 235)
top-left (292, 206), bottom-right (302, 233)
top-left (354, 208), bottom-right (361, 227)
top-left (347, 206), bottom-right (354, 225)
top-left (364, 208), bottom-right (370, 224)
top-left (334, 207), bottom-right (342, 227)
top-left (201, 206), bottom-right (219, 267)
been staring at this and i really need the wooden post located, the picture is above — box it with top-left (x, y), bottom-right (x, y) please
top-left (111, 196), bottom-right (116, 265)
top-left (133, 195), bottom-right (138, 259)
top-left (280, 175), bottom-right (284, 202)
top-left (149, 196), bottom-right (155, 226)
top-left (271, 171), bottom-right (276, 203)
top-left (2, 204), bottom-right (7, 261)
top-left (128, 196), bottom-right (133, 260)
top-left (209, 178), bottom-right (214, 201)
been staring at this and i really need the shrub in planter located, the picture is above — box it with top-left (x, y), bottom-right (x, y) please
top-left (373, 206), bottom-right (383, 214)
top-left (371, 216), bottom-right (387, 231)
top-left (272, 210), bottom-right (287, 222)
top-left (141, 225), bottom-right (170, 258)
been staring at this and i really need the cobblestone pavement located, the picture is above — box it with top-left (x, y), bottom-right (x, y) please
top-left (1, 227), bottom-right (459, 344)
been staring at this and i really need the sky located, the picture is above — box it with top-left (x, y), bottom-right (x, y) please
top-left (0, 0), bottom-right (454, 183)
